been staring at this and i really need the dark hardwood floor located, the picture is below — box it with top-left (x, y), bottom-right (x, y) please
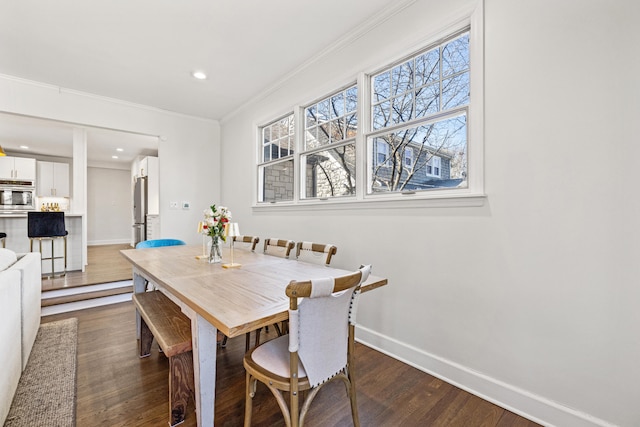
top-left (44, 303), bottom-right (540, 426)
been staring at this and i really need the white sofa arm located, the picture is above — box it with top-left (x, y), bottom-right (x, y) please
top-left (13, 252), bottom-right (42, 370)
top-left (0, 269), bottom-right (22, 425)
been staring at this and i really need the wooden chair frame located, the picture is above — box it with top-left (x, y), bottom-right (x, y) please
top-left (243, 268), bottom-right (366, 427)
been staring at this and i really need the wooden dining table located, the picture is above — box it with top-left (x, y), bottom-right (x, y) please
top-left (120, 244), bottom-right (387, 426)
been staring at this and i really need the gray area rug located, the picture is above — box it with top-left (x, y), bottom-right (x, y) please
top-left (4, 318), bottom-right (78, 427)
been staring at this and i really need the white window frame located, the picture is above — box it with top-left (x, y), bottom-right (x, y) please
top-left (253, 1), bottom-right (484, 211)
top-left (257, 112), bottom-right (296, 204)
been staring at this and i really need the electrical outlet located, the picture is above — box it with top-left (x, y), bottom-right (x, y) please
top-left (182, 201), bottom-right (190, 209)
top-left (170, 201), bottom-right (179, 209)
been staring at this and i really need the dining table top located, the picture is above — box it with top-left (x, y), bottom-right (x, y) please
top-left (120, 244), bottom-right (387, 338)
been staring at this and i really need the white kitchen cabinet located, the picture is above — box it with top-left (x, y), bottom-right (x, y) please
top-left (36, 161), bottom-right (70, 197)
top-left (0, 156), bottom-right (36, 181)
top-left (143, 156), bottom-right (159, 215)
top-left (146, 215), bottom-right (160, 240)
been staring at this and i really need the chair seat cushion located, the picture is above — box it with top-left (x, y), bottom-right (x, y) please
top-left (251, 335), bottom-right (307, 379)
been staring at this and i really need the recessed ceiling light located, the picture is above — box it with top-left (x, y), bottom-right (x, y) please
top-left (116, 148), bottom-right (123, 152)
top-left (192, 71), bottom-right (207, 80)
top-left (112, 155), bottom-right (119, 159)
top-left (20, 145), bottom-right (29, 149)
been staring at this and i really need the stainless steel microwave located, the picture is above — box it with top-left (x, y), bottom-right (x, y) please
top-left (0, 185), bottom-right (35, 210)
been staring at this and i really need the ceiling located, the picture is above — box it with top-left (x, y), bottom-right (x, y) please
top-left (0, 0), bottom-right (403, 168)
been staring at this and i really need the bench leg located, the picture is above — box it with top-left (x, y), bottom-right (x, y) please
top-left (139, 318), bottom-right (153, 358)
top-left (169, 351), bottom-right (195, 427)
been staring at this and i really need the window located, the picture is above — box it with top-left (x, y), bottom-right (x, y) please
top-left (404, 147), bottom-right (413, 167)
top-left (255, 12), bottom-right (483, 208)
top-left (301, 85), bottom-right (357, 199)
top-left (368, 31), bottom-right (469, 194)
top-left (258, 114), bottom-right (295, 202)
top-left (376, 141), bottom-right (389, 165)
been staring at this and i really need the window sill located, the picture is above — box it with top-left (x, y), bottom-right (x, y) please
top-left (252, 192), bottom-right (486, 212)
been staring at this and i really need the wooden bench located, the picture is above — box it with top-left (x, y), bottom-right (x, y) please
top-left (132, 290), bottom-right (194, 427)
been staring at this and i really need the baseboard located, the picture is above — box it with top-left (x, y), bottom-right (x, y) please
top-left (355, 326), bottom-right (615, 427)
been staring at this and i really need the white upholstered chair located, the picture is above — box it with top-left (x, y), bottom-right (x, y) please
top-left (243, 265), bottom-right (371, 427)
top-left (233, 235), bottom-right (260, 251)
top-left (295, 241), bottom-right (337, 265)
top-left (263, 238), bottom-right (295, 258)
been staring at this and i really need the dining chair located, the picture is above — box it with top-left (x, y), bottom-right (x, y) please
top-left (233, 235), bottom-right (260, 251)
top-left (243, 265), bottom-right (371, 427)
top-left (296, 241), bottom-right (337, 265)
top-left (135, 238), bottom-right (186, 291)
top-left (135, 238), bottom-right (186, 249)
top-left (263, 238), bottom-right (295, 258)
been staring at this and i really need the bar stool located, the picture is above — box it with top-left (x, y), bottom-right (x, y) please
top-left (27, 212), bottom-right (68, 278)
top-left (0, 232), bottom-right (6, 248)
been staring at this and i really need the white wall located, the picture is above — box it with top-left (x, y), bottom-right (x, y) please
top-left (220, 1), bottom-right (640, 426)
top-left (87, 167), bottom-right (131, 245)
top-left (0, 76), bottom-right (220, 246)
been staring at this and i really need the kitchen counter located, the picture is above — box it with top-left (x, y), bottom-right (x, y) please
top-left (0, 212), bottom-right (84, 272)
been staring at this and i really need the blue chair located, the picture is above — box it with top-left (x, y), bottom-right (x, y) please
top-left (135, 238), bottom-right (186, 249)
top-left (136, 239), bottom-right (186, 293)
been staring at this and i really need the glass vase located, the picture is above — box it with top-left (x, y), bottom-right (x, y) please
top-left (209, 235), bottom-right (222, 263)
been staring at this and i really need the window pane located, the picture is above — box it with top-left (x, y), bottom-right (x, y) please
top-left (345, 114), bottom-right (357, 138)
top-left (369, 114), bottom-right (468, 193)
top-left (415, 83), bottom-right (440, 118)
top-left (330, 118), bottom-right (344, 142)
top-left (318, 123), bottom-right (330, 145)
top-left (442, 34), bottom-right (470, 77)
top-left (441, 72), bottom-right (469, 110)
top-left (330, 93), bottom-right (344, 118)
top-left (306, 126), bottom-right (319, 149)
top-left (303, 144), bottom-right (356, 198)
top-left (373, 101), bottom-right (390, 130)
top-left (391, 61), bottom-right (413, 94)
top-left (392, 92), bottom-right (414, 124)
top-left (306, 105), bottom-right (317, 128)
top-left (260, 159), bottom-right (294, 202)
top-left (345, 86), bottom-right (357, 113)
top-left (373, 72), bottom-right (390, 101)
top-left (415, 48), bottom-right (440, 86)
top-left (317, 99), bottom-right (330, 122)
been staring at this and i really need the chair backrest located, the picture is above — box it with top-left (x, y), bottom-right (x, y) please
top-left (27, 212), bottom-right (67, 238)
top-left (263, 238), bottom-right (295, 258)
top-left (286, 265), bottom-right (371, 387)
top-left (135, 238), bottom-right (186, 249)
top-left (295, 241), bottom-right (337, 265)
top-left (233, 235), bottom-right (259, 251)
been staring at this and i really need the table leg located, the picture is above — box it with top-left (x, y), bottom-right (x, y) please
top-left (133, 271), bottom-right (147, 340)
top-left (192, 313), bottom-right (217, 426)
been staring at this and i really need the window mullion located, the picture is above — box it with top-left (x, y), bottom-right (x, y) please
top-left (356, 71), bottom-right (368, 201)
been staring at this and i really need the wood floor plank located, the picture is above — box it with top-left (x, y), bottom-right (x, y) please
top-left (43, 302), bottom-right (541, 426)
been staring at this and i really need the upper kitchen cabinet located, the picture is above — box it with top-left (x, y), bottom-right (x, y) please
top-left (36, 161), bottom-right (70, 197)
top-left (0, 156), bottom-right (36, 181)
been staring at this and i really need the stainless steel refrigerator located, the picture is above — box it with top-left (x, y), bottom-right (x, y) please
top-left (133, 176), bottom-right (147, 245)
